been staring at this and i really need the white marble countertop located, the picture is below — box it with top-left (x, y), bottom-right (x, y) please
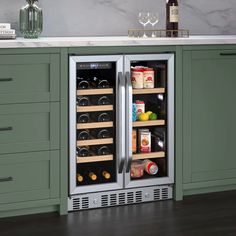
top-left (1, 36), bottom-right (236, 48)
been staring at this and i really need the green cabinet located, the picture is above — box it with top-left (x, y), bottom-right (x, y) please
top-left (0, 103), bottom-right (59, 154)
top-left (183, 48), bottom-right (236, 195)
top-left (0, 54), bottom-right (60, 104)
top-left (0, 50), bottom-right (63, 218)
top-left (0, 151), bottom-right (59, 204)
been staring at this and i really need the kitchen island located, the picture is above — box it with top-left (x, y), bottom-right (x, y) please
top-left (0, 36), bottom-right (236, 218)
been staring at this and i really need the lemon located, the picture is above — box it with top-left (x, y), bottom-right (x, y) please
top-left (146, 111), bottom-right (153, 117)
top-left (138, 112), bottom-right (149, 121)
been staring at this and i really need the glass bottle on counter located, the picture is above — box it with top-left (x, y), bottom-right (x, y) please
top-left (166, 0), bottom-right (179, 37)
top-left (20, 0), bottom-right (43, 38)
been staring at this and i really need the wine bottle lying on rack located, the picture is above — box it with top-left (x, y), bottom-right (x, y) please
top-left (77, 96), bottom-right (90, 106)
top-left (77, 174), bottom-right (84, 183)
top-left (89, 172), bottom-right (97, 181)
top-left (77, 147), bottom-right (90, 157)
top-left (90, 129), bottom-right (111, 139)
top-left (102, 170), bottom-right (111, 180)
top-left (77, 130), bottom-right (90, 140)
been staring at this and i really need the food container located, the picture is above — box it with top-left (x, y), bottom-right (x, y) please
top-left (131, 161), bottom-right (144, 178)
top-left (132, 103), bottom-right (137, 121)
top-left (143, 68), bottom-right (155, 88)
top-left (139, 129), bottom-right (151, 153)
top-left (135, 100), bottom-right (145, 117)
top-left (143, 159), bottom-right (158, 175)
top-left (131, 68), bottom-right (144, 89)
top-left (132, 129), bottom-right (137, 153)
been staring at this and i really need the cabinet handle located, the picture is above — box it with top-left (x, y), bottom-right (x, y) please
top-left (0, 78), bottom-right (13, 82)
top-left (0, 127), bottom-right (13, 132)
top-left (220, 53), bottom-right (236, 56)
top-left (0, 177), bottom-right (13, 182)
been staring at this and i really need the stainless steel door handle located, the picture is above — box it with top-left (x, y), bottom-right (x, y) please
top-left (125, 71), bottom-right (133, 173)
top-left (0, 177), bottom-right (13, 182)
top-left (118, 72), bottom-right (125, 173)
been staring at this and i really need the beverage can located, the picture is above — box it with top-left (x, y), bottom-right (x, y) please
top-left (139, 129), bottom-right (151, 153)
top-left (143, 159), bottom-right (158, 175)
top-left (131, 68), bottom-right (144, 89)
top-left (135, 100), bottom-right (145, 116)
top-left (143, 68), bottom-right (154, 88)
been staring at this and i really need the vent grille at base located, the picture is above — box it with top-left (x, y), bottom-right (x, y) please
top-left (68, 185), bottom-right (173, 212)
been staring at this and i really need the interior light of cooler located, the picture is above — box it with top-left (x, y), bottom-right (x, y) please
top-left (90, 63), bottom-right (99, 69)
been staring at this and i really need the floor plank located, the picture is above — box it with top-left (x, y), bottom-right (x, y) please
top-left (1, 190), bottom-right (236, 236)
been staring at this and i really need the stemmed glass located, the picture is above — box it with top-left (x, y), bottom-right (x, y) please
top-left (149, 12), bottom-right (159, 37)
top-left (138, 12), bottom-right (149, 38)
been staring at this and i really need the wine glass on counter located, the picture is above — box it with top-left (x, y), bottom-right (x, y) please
top-left (149, 12), bottom-right (159, 37)
top-left (138, 12), bottom-right (149, 38)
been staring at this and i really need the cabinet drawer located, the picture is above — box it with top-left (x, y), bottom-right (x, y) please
top-left (0, 103), bottom-right (59, 154)
top-left (0, 54), bottom-right (59, 104)
top-left (0, 151), bottom-right (59, 204)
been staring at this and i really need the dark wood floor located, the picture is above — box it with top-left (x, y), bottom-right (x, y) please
top-left (1, 190), bottom-right (236, 236)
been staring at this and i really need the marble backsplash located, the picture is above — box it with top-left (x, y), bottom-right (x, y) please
top-left (0, 0), bottom-right (236, 36)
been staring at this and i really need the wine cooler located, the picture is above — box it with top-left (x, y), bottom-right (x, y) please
top-left (68, 54), bottom-right (174, 211)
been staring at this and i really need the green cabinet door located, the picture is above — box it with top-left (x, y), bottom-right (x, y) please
top-left (0, 54), bottom-right (60, 104)
top-left (0, 150), bottom-right (59, 204)
top-left (183, 50), bottom-right (236, 194)
top-left (0, 102), bottom-right (59, 154)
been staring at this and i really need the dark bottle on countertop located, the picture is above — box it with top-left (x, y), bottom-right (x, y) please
top-left (166, 0), bottom-right (179, 37)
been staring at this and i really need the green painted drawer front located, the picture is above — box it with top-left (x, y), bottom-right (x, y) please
top-left (0, 103), bottom-right (59, 154)
top-left (0, 54), bottom-right (59, 104)
top-left (183, 50), bottom-right (236, 185)
top-left (0, 151), bottom-right (59, 204)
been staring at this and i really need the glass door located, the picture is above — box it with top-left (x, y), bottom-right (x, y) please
top-left (69, 55), bottom-right (124, 195)
top-left (124, 54), bottom-right (174, 188)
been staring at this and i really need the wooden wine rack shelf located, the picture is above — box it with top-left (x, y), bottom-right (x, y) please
top-left (77, 155), bottom-right (113, 164)
top-left (133, 120), bottom-right (165, 127)
top-left (77, 121), bottom-right (113, 130)
top-left (77, 138), bottom-right (113, 147)
top-left (77, 88), bottom-right (113, 96)
top-left (132, 88), bottom-right (165, 95)
top-left (77, 105), bottom-right (113, 113)
top-left (132, 152), bottom-right (165, 160)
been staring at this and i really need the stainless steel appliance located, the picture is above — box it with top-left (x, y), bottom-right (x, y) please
top-left (68, 54), bottom-right (174, 211)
